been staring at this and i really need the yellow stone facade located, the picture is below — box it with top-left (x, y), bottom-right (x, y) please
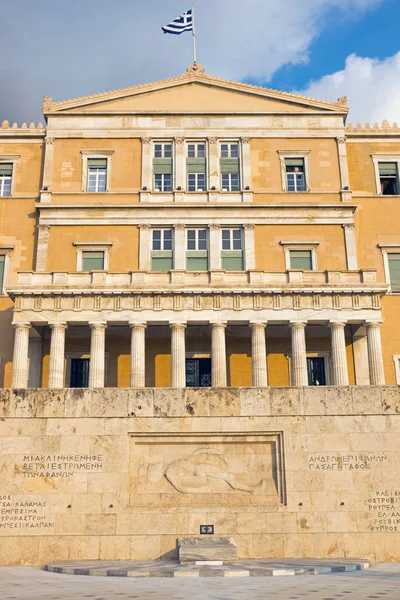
top-left (0, 63), bottom-right (399, 390)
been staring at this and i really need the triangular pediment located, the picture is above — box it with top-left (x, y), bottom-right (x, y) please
top-left (43, 64), bottom-right (348, 115)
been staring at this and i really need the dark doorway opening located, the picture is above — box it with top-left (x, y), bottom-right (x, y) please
top-left (185, 358), bottom-right (212, 387)
top-left (70, 358), bottom-right (90, 388)
top-left (307, 357), bottom-right (326, 386)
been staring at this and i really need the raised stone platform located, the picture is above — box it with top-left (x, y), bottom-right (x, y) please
top-left (178, 537), bottom-right (238, 564)
top-left (44, 559), bottom-right (371, 578)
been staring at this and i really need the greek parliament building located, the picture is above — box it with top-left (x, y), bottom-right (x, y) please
top-left (1, 62), bottom-right (400, 392)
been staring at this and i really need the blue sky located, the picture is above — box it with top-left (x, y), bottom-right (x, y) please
top-left (1, 0), bottom-right (399, 124)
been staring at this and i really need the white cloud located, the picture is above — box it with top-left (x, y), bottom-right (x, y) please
top-left (0, 0), bottom-right (384, 122)
top-left (299, 52), bottom-right (400, 123)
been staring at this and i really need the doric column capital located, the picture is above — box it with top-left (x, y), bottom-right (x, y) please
top-left (364, 320), bottom-right (383, 328)
top-left (89, 321), bottom-right (107, 330)
top-left (13, 323), bottom-right (31, 331)
top-left (250, 321), bottom-right (267, 329)
top-left (169, 322), bottom-right (187, 330)
top-left (210, 321), bottom-right (227, 329)
top-left (129, 321), bottom-right (147, 329)
top-left (328, 321), bottom-right (347, 329)
top-left (49, 322), bottom-right (68, 330)
top-left (289, 321), bottom-right (307, 329)
top-left (342, 223), bottom-right (355, 230)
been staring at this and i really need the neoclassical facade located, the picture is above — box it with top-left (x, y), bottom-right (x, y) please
top-left (1, 63), bottom-right (399, 390)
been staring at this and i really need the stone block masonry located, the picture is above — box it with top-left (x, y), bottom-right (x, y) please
top-left (1, 386), bottom-right (400, 566)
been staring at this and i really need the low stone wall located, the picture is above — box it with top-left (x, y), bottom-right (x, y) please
top-left (1, 386), bottom-right (400, 566)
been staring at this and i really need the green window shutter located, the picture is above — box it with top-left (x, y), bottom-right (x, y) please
top-left (82, 251), bottom-right (105, 271)
top-left (186, 251), bottom-right (208, 271)
top-left (379, 162), bottom-right (397, 176)
top-left (0, 163), bottom-right (13, 176)
top-left (151, 250), bottom-right (173, 271)
top-left (290, 250), bottom-right (312, 270)
top-left (285, 158), bottom-right (305, 167)
top-left (388, 254), bottom-right (400, 292)
top-left (87, 158), bottom-right (107, 169)
top-left (221, 251), bottom-right (243, 271)
top-left (220, 158), bottom-right (240, 174)
top-left (153, 158), bottom-right (173, 175)
top-left (186, 157), bottom-right (206, 173)
top-left (0, 255), bottom-right (5, 292)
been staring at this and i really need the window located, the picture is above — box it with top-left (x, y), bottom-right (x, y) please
top-left (151, 229), bottom-right (173, 270)
top-left (220, 142), bottom-right (240, 192)
top-left (188, 173), bottom-right (205, 192)
top-left (186, 229), bottom-right (208, 270)
top-left (221, 173), bottom-right (240, 192)
top-left (81, 251), bottom-right (105, 271)
top-left (87, 158), bottom-right (107, 192)
top-left (0, 255), bottom-right (5, 293)
top-left (154, 173), bottom-right (172, 192)
top-left (289, 249), bottom-right (313, 270)
top-left (388, 253), bottom-right (400, 292)
top-left (379, 162), bottom-right (398, 195)
top-left (188, 143), bottom-right (205, 158)
top-left (0, 163), bottom-right (12, 197)
top-left (221, 228), bottom-right (243, 270)
top-left (153, 142), bottom-right (173, 191)
top-left (285, 158), bottom-right (306, 192)
top-left (221, 143), bottom-right (239, 158)
top-left (154, 143), bottom-right (172, 158)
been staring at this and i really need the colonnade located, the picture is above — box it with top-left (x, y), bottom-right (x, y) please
top-left (10, 320), bottom-right (386, 389)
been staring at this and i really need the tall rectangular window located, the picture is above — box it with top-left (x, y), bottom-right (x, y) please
top-left (186, 229), bottom-right (208, 271)
top-left (81, 251), bottom-right (105, 271)
top-left (154, 143), bottom-right (173, 191)
top-left (0, 255), bottom-right (5, 293)
top-left (388, 253), bottom-right (400, 292)
top-left (151, 229), bottom-right (173, 270)
top-left (289, 249), bottom-right (313, 270)
top-left (87, 158), bottom-right (107, 192)
top-left (379, 162), bottom-right (399, 195)
top-left (187, 142), bottom-right (206, 191)
top-left (285, 158), bottom-right (306, 192)
top-left (0, 163), bottom-right (13, 197)
top-left (220, 143), bottom-right (240, 191)
top-left (221, 228), bottom-right (243, 270)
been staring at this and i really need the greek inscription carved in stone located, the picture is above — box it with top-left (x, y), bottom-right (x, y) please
top-left (140, 449), bottom-right (266, 494)
top-left (367, 490), bottom-right (400, 532)
top-left (0, 494), bottom-right (55, 533)
top-left (308, 453), bottom-right (387, 471)
top-left (16, 454), bottom-right (103, 478)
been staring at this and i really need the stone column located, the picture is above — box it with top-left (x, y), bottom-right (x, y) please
top-left (11, 323), bottom-right (31, 388)
top-left (88, 322), bottom-right (107, 388)
top-left (130, 322), bottom-right (146, 388)
top-left (243, 224), bottom-right (255, 270)
top-left (173, 224), bottom-right (186, 270)
top-left (366, 321), bottom-right (385, 385)
top-left (209, 224), bottom-right (222, 270)
top-left (329, 321), bottom-right (349, 386)
top-left (211, 322), bottom-right (227, 387)
top-left (174, 138), bottom-right (186, 191)
top-left (290, 322), bottom-right (308, 386)
top-left (251, 322), bottom-right (268, 387)
top-left (208, 137), bottom-right (220, 190)
top-left (138, 224), bottom-right (151, 270)
top-left (48, 323), bottom-right (67, 388)
top-left (170, 322), bottom-right (186, 388)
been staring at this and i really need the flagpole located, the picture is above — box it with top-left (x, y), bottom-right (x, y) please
top-left (191, 5), bottom-right (197, 64)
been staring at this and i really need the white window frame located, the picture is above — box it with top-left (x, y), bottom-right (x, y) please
top-left (221, 228), bottom-right (243, 251)
top-left (153, 142), bottom-right (173, 159)
top-left (73, 242), bottom-right (112, 271)
top-left (187, 142), bottom-right (206, 158)
top-left (186, 228), bottom-right (208, 251)
top-left (0, 156), bottom-right (19, 197)
top-left (187, 172), bottom-right (206, 192)
top-left (0, 246), bottom-right (13, 295)
top-left (220, 142), bottom-right (239, 158)
top-left (372, 154), bottom-right (400, 195)
top-left (278, 150), bottom-right (311, 192)
top-left (378, 244), bottom-right (400, 293)
top-left (221, 173), bottom-right (240, 192)
top-left (152, 228), bottom-right (174, 251)
top-left (280, 241), bottom-right (319, 270)
top-left (154, 173), bottom-right (173, 192)
top-left (81, 151), bottom-right (113, 193)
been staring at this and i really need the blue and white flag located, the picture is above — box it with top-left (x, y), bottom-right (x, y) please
top-left (162, 9), bottom-right (193, 35)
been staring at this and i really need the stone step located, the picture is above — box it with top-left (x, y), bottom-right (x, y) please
top-left (178, 537), bottom-right (238, 564)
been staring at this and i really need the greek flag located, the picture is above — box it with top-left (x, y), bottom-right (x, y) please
top-left (162, 9), bottom-right (193, 34)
